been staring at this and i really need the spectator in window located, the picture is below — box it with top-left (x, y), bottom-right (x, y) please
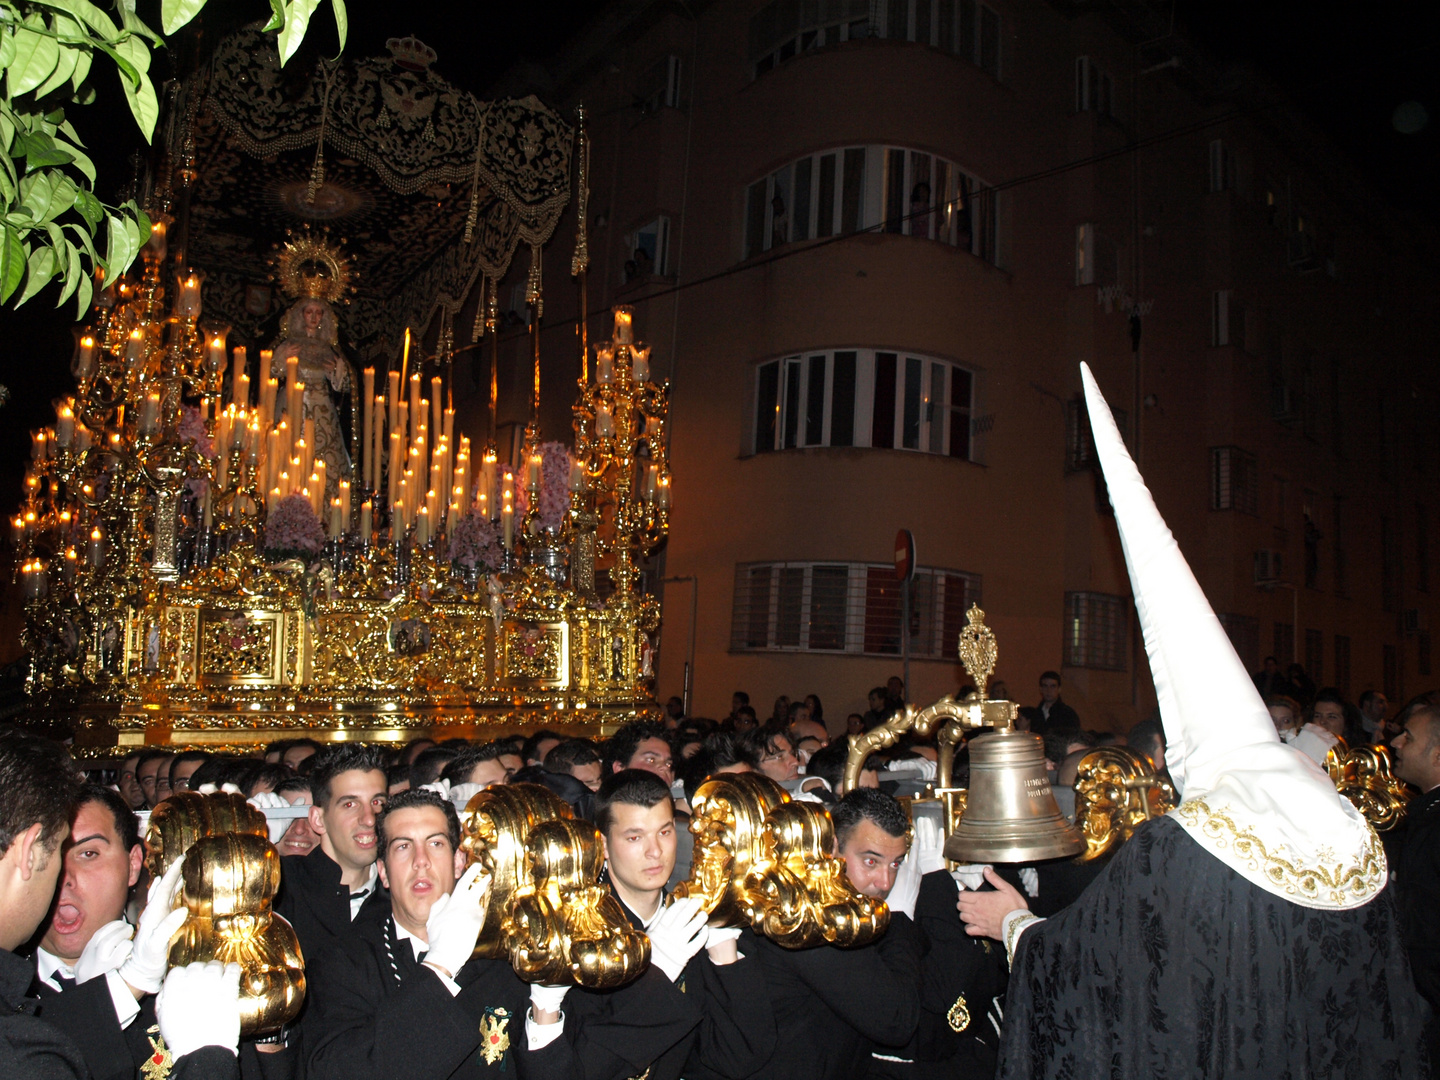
top-left (770, 191), bottom-right (788, 249)
top-left (1287, 663), bottom-right (1317, 706)
top-left (770, 696), bottom-right (791, 728)
top-left (1252, 656), bottom-right (1293, 700)
top-left (1034, 670), bottom-right (1080, 734)
top-left (909, 180), bottom-right (932, 238)
top-left (623, 257), bottom-right (639, 283)
top-left (1359, 689), bottom-right (1391, 738)
top-left (633, 245), bottom-right (654, 277)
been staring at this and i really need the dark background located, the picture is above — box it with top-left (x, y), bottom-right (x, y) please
top-left (1, 0), bottom-right (1437, 506)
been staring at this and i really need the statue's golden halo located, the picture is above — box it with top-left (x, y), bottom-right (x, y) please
top-left (274, 229), bottom-right (354, 305)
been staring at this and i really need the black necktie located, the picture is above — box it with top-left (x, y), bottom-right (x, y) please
top-left (54, 975), bottom-right (76, 992)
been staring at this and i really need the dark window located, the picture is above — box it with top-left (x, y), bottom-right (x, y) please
top-left (1211, 446), bottom-right (1258, 514)
top-left (842, 149), bottom-right (866, 233)
top-left (783, 361), bottom-right (802, 450)
top-left (743, 566), bottom-right (772, 648)
top-left (793, 157), bottom-right (812, 243)
top-left (805, 354), bottom-right (827, 446)
top-left (1305, 629), bottom-right (1324, 683)
top-left (1065, 592), bottom-right (1128, 671)
top-left (831, 352), bottom-right (856, 446)
top-left (1334, 634), bottom-right (1351, 697)
top-left (755, 361), bottom-right (779, 453)
top-left (950, 367), bottom-right (973, 459)
top-left (864, 567), bottom-right (902, 655)
top-left (902, 356), bottom-right (923, 449)
top-left (810, 565), bottom-right (850, 650)
top-left (885, 148), bottom-right (906, 233)
top-left (775, 567), bottom-right (804, 647)
top-left (978, 4), bottom-right (1000, 76)
top-left (745, 182), bottom-right (767, 260)
top-left (872, 352), bottom-right (898, 448)
top-left (816, 154), bottom-right (837, 238)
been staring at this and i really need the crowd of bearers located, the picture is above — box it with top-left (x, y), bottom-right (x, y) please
top-left (22, 660), bottom-right (1439, 1079)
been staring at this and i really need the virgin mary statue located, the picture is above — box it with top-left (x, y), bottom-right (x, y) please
top-left (270, 233), bottom-right (357, 500)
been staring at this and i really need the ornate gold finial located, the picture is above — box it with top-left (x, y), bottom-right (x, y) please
top-left (273, 228), bottom-right (354, 305)
top-left (956, 604), bottom-right (998, 694)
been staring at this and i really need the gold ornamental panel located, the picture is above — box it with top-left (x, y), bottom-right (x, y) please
top-left (499, 621), bottom-right (570, 690)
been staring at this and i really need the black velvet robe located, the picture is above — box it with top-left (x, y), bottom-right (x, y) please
top-left (1000, 815), bottom-right (1430, 1079)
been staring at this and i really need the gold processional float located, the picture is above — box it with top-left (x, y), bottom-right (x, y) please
top-left (10, 96), bottom-right (676, 752)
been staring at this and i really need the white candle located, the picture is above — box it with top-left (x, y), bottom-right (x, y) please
top-left (596, 403), bottom-right (614, 438)
top-left (596, 344), bottom-right (614, 385)
top-left (360, 500), bottom-right (373, 541)
top-left (55, 404), bottom-right (75, 448)
top-left (87, 527), bottom-right (104, 568)
top-left (76, 335), bottom-right (96, 378)
top-left (125, 329), bottom-right (145, 370)
top-left (331, 498), bottom-right (343, 537)
top-left (501, 499), bottom-right (514, 550)
top-left (569, 458), bottom-right (586, 493)
top-left (631, 343), bottom-right (651, 383)
top-left (613, 306), bottom-right (634, 345)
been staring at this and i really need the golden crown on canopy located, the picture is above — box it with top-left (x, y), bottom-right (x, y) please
top-left (274, 228), bottom-right (353, 304)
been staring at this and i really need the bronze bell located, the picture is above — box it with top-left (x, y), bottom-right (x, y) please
top-left (943, 730), bottom-right (1085, 864)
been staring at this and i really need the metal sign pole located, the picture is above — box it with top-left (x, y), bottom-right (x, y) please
top-left (902, 575), bottom-right (911, 700)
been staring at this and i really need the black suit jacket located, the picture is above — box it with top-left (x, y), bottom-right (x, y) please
top-left (305, 903), bottom-right (575, 1080)
top-left (611, 892), bottom-right (776, 1080)
top-left (1390, 784), bottom-right (1440, 1068)
top-left (275, 847), bottom-right (388, 961)
top-left (0, 947), bottom-right (237, 1080)
top-left (1030, 699), bottom-right (1079, 735)
top-left (909, 871), bottom-right (1009, 1079)
top-left (749, 911), bottom-right (921, 1080)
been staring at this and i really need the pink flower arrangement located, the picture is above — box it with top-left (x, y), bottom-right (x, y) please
top-left (177, 405), bottom-right (215, 459)
top-left (263, 494), bottom-right (326, 556)
top-left (513, 441), bottom-right (573, 534)
top-left (448, 510), bottom-right (502, 570)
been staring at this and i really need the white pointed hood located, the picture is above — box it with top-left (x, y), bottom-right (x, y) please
top-left (1081, 363), bottom-right (1384, 909)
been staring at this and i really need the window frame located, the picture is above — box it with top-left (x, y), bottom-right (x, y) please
top-left (751, 348), bottom-right (976, 461)
top-left (731, 560), bottom-right (982, 658)
top-left (743, 145), bottom-right (997, 264)
top-left (1063, 591), bottom-right (1129, 671)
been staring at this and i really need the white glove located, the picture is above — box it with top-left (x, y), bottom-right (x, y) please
top-left (195, 783), bottom-right (241, 795)
top-left (911, 812), bottom-right (946, 875)
top-left (1019, 867), bottom-right (1040, 898)
top-left (1291, 724), bottom-right (1339, 767)
top-left (448, 782), bottom-right (483, 812)
top-left (119, 858), bottom-right (188, 995)
top-left (951, 863), bottom-right (993, 891)
top-left (647, 895), bottom-right (708, 982)
top-left (887, 850), bottom-right (921, 919)
top-left (247, 791), bottom-right (291, 845)
top-left (529, 982), bottom-right (569, 1015)
top-left (423, 863), bottom-right (491, 978)
top-left (883, 758), bottom-right (938, 781)
top-left (420, 779), bottom-right (451, 796)
top-left (704, 924), bottom-right (742, 949)
top-left (156, 961), bottom-right (240, 1059)
top-left (74, 919), bottom-right (134, 983)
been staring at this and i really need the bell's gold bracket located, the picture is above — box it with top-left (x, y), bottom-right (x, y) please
top-left (842, 605), bottom-right (1015, 796)
top-left (1071, 746), bottom-right (1176, 862)
top-left (1326, 743), bottom-right (1412, 832)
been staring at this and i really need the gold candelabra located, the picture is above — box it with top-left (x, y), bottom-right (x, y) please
top-left (12, 204), bottom-right (670, 751)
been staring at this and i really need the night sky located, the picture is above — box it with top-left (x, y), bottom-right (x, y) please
top-left (1, 0), bottom-right (1436, 505)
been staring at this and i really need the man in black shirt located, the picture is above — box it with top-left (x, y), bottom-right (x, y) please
top-left (0, 729), bottom-right (239, 1078)
top-left (594, 769), bottom-right (775, 1080)
top-left (1388, 692), bottom-right (1440, 1071)
top-left (275, 744), bottom-right (390, 958)
top-left (753, 788), bottom-right (922, 1080)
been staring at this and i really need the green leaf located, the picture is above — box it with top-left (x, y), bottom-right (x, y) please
top-left (35, 0), bottom-right (120, 40)
top-left (15, 129), bottom-right (74, 169)
top-left (330, 0), bottom-right (345, 53)
top-left (0, 225), bottom-right (24, 303)
top-left (19, 168), bottom-right (74, 222)
top-left (277, 0), bottom-right (321, 66)
top-left (262, 0), bottom-right (284, 32)
top-left (17, 240), bottom-right (58, 304)
top-left (73, 184), bottom-right (100, 228)
top-left (0, 110), bottom-right (15, 155)
top-left (93, 42), bottom-right (139, 88)
top-left (116, 4), bottom-right (163, 46)
top-left (56, 233), bottom-right (80, 305)
top-left (52, 134), bottom-right (92, 181)
top-left (113, 38), bottom-right (156, 141)
top-left (73, 263), bottom-right (91, 317)
top-left (0, 24), bottom-right (18, 71)
top-left (33, 16), bottom-right (79, 97)
top-left (102, 209), bottom-right (139, 276)
top-left (8, 18), bottom-right (60, 96)
top-left (69, 44), bottom-right (91, 92)
top-left (160, 0), bottom-right (206, 35)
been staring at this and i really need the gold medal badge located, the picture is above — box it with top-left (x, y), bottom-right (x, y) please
top-left (141, 1026), bottom-right (173, 1080)
top-left (479, 1006), bottom-right (511, 1065)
